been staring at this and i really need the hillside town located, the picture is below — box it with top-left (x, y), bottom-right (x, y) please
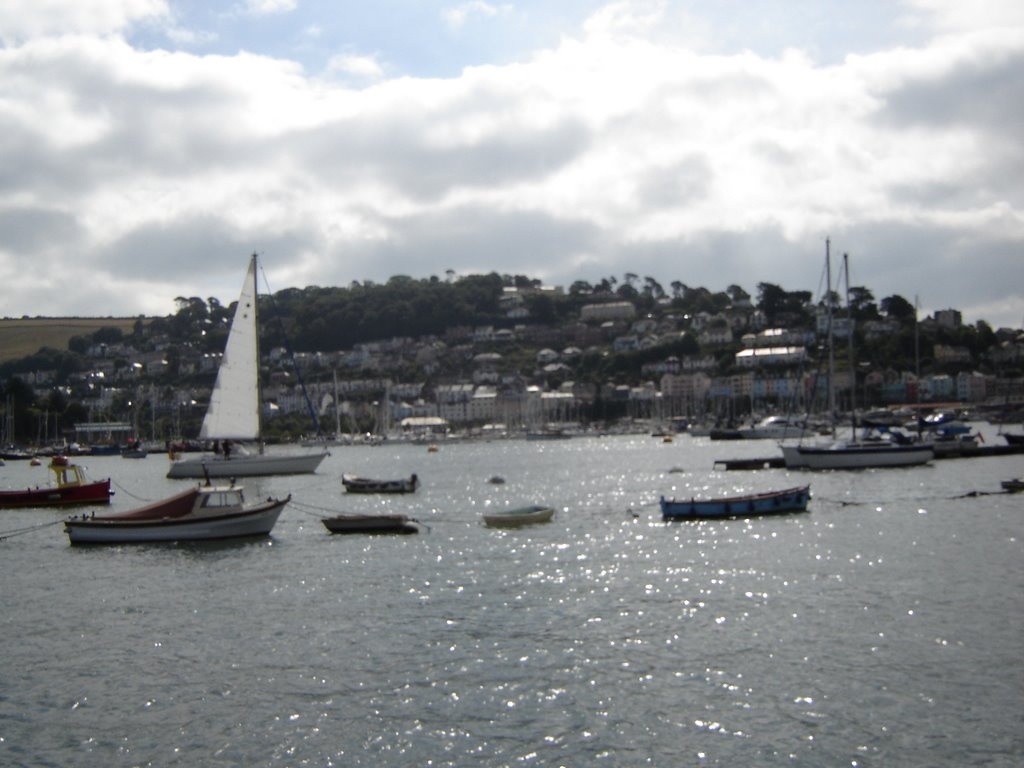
top-left (2, 277), bottom-right (1023, 450)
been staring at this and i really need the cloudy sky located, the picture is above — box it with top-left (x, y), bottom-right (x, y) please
top-left (1, 0), bottom-right (1022, 329)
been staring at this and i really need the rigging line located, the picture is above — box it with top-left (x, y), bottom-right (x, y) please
top-left (278, 474), bottom-right (339, 496)
top-left (110, 480), bottom-right (155, 503)
top-left (950, 489), bottom-right (1007, 499)
top-left (814, 490), bottom-right (1006, 506)
top-left (257, 259), bottom-right (321, 434)
top-left (288, 499), bottom-right (341, 517)
top-left (0, 518), bottom-right (63, 542)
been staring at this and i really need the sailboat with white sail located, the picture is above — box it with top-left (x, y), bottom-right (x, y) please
top-left (167, 254), bottom-right (329, 479)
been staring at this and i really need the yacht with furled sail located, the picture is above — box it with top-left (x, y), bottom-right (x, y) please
top-left (782, 244), bottom-right (932, 470)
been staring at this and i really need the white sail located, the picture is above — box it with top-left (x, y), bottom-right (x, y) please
top-left (199, 254), bottom-right (261, 441)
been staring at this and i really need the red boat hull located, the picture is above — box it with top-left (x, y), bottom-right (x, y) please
top-left (0, 480), bottom-right (112, 508)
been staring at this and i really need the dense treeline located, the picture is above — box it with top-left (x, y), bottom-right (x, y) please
top-left (0, 271), bottom-right (1009, 381)
top-left (263, 273), bottom-right (508, 351)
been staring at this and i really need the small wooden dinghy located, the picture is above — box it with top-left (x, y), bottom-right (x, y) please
top-left (660, 485), bottom-right (810, 520)
top-left (342, 473), bottom-right (419, 494)
top-left (482, 504), bottom-right (554, 528)
top-left (322, 513), bottom-right (419, 534)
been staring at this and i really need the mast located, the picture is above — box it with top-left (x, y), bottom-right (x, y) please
top-left (843, 252), bottom-right (856, 434)
top-left (914, 295), bottom-right (922, 439)
top-left (251, 252), bottom-right (264, 450)
top-left (826, 239), bottom-right (836, 425)
top-left (333, 369), bottom-right (341, 438)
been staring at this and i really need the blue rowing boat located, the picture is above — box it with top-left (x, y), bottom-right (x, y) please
top-left (660, 485), bottom-right (810, 520)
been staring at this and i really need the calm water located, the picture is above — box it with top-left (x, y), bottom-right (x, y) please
top-left (1, 431), bottom-right (1022, 767)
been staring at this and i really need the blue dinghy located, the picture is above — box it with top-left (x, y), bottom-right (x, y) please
top-left (660, 485), bottom-right (810, 520)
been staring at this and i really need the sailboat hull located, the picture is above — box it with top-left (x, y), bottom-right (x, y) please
top-left (167, 451), bottom-right (327, 478)
top-left (783, 443), bottom-right (933, 470)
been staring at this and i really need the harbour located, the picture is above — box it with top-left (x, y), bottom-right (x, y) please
top-left (1, 429), bottom-right (1022, 766)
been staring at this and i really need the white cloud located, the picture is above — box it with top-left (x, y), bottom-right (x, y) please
top-left (0, 0), bottom-right (169, 44)
top-left (903, 0), bottom-right (1024, 33)
top-left (0, 0), bottom-right (1021, 327)
top-left (326, 53), bottom-right (385, 80)
top-left (239, 0), bottom-right (297, 16)
top-left (442, 1), bottom-right (512, 31)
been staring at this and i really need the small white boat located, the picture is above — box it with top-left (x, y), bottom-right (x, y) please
top-left (64, 483), bottom-right (289, 544)
top-left (483, 504), bottom-right (554, 527)
top-left (782, 440), bottom-right (933, 470)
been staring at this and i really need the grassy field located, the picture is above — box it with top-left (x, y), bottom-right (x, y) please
top-left (0, 317), bottom-right (149, 364)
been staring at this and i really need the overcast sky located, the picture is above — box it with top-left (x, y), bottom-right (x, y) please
top-left (1, 0), bottom-right (1022, 329)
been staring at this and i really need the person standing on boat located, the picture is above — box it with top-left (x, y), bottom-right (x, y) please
top-left (222, 439), bottom-right (231, 460)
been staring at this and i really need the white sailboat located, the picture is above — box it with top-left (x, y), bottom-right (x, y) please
top-left (167, 254), bottom-right (329, 479)
top-left (782, 244), bottom-right (932, 470)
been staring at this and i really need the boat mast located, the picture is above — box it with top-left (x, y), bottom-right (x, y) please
top-left (844, 252), bottom-right (856, 435)
top-left (333, 369), bottom-right (341, 438)
top-left (826, 239), bottom-right (836, 426)
top-left (914, 294), bottom-right (922, 439)
top-left (251, 252), bottom-right (264, 453)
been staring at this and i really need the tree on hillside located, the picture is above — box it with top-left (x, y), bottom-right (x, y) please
top-left (569, 280), bottom-right (593, 296)
top-left (0, 376), bottom-right (35, 444)
top-left (757, 282), bottom-right (787, 320)
top-left (727, 284), bottom-right (751, 305)
top-left (881, 294), bottom-right (916, 322)
top-left (848, 286), bottom-right (878, 320)
top-left (643, 276), bottom-right (665, 300)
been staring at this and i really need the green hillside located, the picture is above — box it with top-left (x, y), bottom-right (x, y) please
top-left (0, 318), bottom-right (147, 364)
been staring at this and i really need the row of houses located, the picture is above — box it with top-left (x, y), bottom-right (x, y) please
top-left (12, 299), bottom-right (1023, 435)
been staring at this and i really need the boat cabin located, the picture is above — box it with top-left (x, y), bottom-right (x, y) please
top-left (198, 486), bottom-right (246, 509)
top-left (49, 457), bottom-right (88, 488)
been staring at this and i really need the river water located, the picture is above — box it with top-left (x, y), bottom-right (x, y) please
top-left (1, 430), bottom-right (1021, 767)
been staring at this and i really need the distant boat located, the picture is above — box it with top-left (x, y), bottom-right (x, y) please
top-left (342, 473), bottom-right (419, 494)
top-left (921, 410), bottom-right (972, 436)
top-left (1001, 478), bottom-right (1023, 493)
top-left (708, 427), bottom-right (743, 440)
top-left (526, 427), bottom-right (571, 441)
top-left (322, 513), bottom-right (419, 534)
top-left (660, 485), bottom-right (810, 520)
top-left (166, 254), bottom-right (327, 479)
top-left (121, 441), bottom-right (148, 459)
top-left (0, 456), bottom-right (112, 508)
top-left (928, 432), bottom-right (981, 457)
top-left (64, 482), bottom-right (289, 544)
top-left (735, 415), bottom-right (817, 440)
top-left (782, 440), bottom-right (933, 470)
top-left (483, 504), bottom-right (555, 527)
